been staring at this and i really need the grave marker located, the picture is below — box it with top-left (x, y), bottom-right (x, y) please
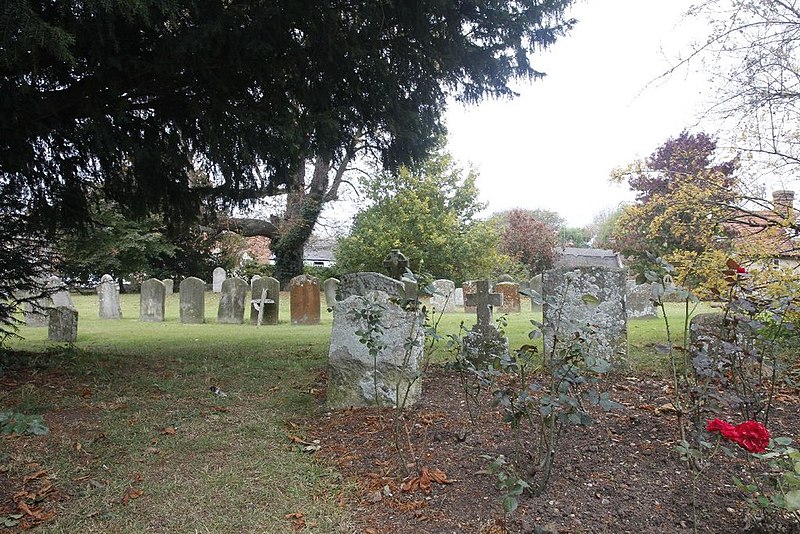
top-left (290, 275), bottom-right (320, 325)
top-left (140, 278), bottom-right (166, 322)
top-left (179, 277), bottom-right (206, 324)
top-left (97, 274), bottom-right (122, 319)
top-left (217, 277), bottom-right (248, 324)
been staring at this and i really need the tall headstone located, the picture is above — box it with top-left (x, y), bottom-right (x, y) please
top-left (162, 279), bottom-right (174, 295)
top-left (542, 266), bottom-right (628, 365)
top-left (140, 278), bottom-right (166, 322)
top-left (179, 277), bottom-right (206, 324)
top-left (212, 267), bottom-right (226, 293)
top-left (494, 282), bottom-right (521, 313)
top-left (430, 279), bottom-right (456, 313)
top-left (453, 287), bottom-right (465, 307)
top-left (217, 277), bottom-right (248, 324)
top-left (47, 276), bottom-right (74, 309)
top-left (48, 306), bottom-right (78, 342)
top-left (530, 274), bottom-right (543, 311)
top-left (97, 274), bottom-right (122, 319)
top-left (290, 275), bottom-right (321, 325)
top-left (250, 276), bottom-right (280, 325)
top-left (462, 280), bottom-right (478, 313)
top-left (463, 280), bottom-right (508, 361)
top-left (322, 277), bottom-right (340, 308)
top-left (327, 291), bottom-right (424, 409)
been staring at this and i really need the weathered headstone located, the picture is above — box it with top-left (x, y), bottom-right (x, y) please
top-left (48, 306), bottom-right (78, 342)
top-left (430, 279), bottom-right (456, 313)
top-left (20, 279), bottom-right (51, 327)
top-left (496, 274), bottom-right (515, 283)
top-left (339, 272), bottom-right (405, 301)
top-left (463, 280), bottom-right (508, 361)
top-left (542, 266), bottom-right (628, 365)
top-left (250, 276), bottom-right (280, 325)
top-left (97, 274), bottom-right (122, 319)
top-left (47, 276), bottom-right (74, 308)
top-left (179, 277), bottom-right (206, 324)
top-left (212, 267), bottom-right (226, 293)
top-left (327, 291), bottom-right (424, 409)
top-left (322, 277), bottom-right (340, 308)
top-left (290, 275), bottom-right (320, 325)
top-left (162, 279), bottom-right (174, 295)
top-left (627, 282), bottom-right (659, 319)
top-left (530, 274), bottom-right (543, 311)
top-left (140, 278), bottom-right (166, 322)
top-left (462, 280), bottom-right (478, 313)
top-left (494, 282), bottom-right (521, 313)
top-left (217, 277), bottom-right (248, 324)
top-left (453, 287), bottom-right (465, 307)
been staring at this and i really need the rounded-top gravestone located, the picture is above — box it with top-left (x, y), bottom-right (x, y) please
top-left (140, 278), bottom-right (166, 322)
top-left (97, 273), bottom-right (122, 319)
top-left (218, 277), bottom-right (249, 324)
top-left (179, 277), bottom-right (206, 324)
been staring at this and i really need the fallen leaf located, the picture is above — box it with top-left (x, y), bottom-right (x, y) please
top-left (289, 435), bottom-right (313, 446)
top-left (285, 512), bottom-right (304, 520)
top-left (80, 387), bottom-right (93, 398)
top-left (23, 470), bottom-right (47, 483)
top-left (366, 490), bottom-right (382, 503)
top-left (211, 406), bottom-right (229, 413)
top-left (120, 487), bottom-right (143, 505)
top-left (161, 427), bottom-right (176, 435)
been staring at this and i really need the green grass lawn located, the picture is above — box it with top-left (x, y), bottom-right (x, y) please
top-left (1, 292), bottom-right (715, 533)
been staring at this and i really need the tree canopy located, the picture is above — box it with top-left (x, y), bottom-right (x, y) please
top-left (491, 209), bottom-right (559, 274)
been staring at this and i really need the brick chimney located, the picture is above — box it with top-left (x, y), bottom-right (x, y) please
top-left (772, 190), bottom-right (795, 218)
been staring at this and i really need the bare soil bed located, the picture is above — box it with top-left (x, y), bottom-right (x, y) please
top-left (309, 366), bottom-right (800, 534)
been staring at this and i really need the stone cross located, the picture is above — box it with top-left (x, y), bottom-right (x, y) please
top-left (251, 288), bottom-right (275, 327)
top-left (383, 249), bottom-right (408, 280)
top-left (465, 280), bottom-right (503, 329)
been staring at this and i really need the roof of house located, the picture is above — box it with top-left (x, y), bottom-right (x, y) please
top-left (727, 191), bottom-right (800, 259)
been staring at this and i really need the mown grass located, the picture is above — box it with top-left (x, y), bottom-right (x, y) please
top-left (1, 291), bottom-right (714, 532)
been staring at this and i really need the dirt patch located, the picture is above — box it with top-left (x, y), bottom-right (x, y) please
top-left (309, 366), bottom-right (800, 533)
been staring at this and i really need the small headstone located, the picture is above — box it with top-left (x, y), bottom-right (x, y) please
top-left (290, 275), bottom-right (321, 325)
top-left (494, 282), bottom-right (521, 313)
top-left (430, 279), bottom-right (456, 313)
top-left (463, 280), bottom-right (508, 361)
top-left (327, 291), bottom-right (424, 409)
top-left (162, 279), bottom-right (174, 295)
top-left (20, 280), bottom-right (51, 327)
top-left (383, 249), bottom-right (409, 280)
top-left (212, 267), bottom-right (226, 293)
top-left (542, 266), bottom-right (628, 365)
top-left (250, 276), bottom-right (280, 325)
top-left (627, 282), bottom-right (659, 319)
top-left (48, 306), bottom-right (78, 342)
top-left (453, 287), bottom-right (465, 307)
top-left (97, 274), bottom-right (122, 319)
top-left (47, 276), bottom-right (74, 308)
top-left (140, 278), bottom-right (166, 322)
top-left (179, 277), bottom-right (206, 324)
top-left (462, 280), bottom-right (478, 313)
top-left (322, 277), bottom-right (340, 308)
top-left (217, 277), bottom-right (248, 324)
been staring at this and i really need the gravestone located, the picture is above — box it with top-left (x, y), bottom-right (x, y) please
top-left (689, 313), bottom-right (755, 368)
top-left (290, 275), bottom-right (320, 325)
top-left (47, 276), bottom-right (74, 308)
top-left (140, 278), bottom-right (166, 322)
top-left (327, 291), bottom-right (424, 409)
top-left (250, 276), bottom-right (280, 325)
top-left (212, 267), bottom-right (226, 293)
top-left (627, 282), bottom-right (659, 319)
top-left (20, 279), bottom-right (51, 327)
top-left (217, 277), bottom-right (248, 324)
top-left (97, 274), bottom-right (122, 319)
top-left (542, 266), bottom-right (628, 365)
top-left (530, 274), bottom-right (543, 311)
top-left (494, 282), bottom-right (521, 313)
top-left (162, 279), bottom-right (174, 295)
top-left (430, 279), bottom-right (456, 313)
top-left (339, 272), bottom-right (405, 301)
top-left (251, 275), bottom-right (261, 284)
top-left (453, 287), bottom-right (465, 307)
top-left (496, 274), bottom-right (515, 283)
top-left (179, 277), bottom-right (206, 324)
top-left (463, 280), bottom-right (508, 361)
top-left (48, 306), bottom-right (78, 342)
top-left (322, 277), bottom-right (340, 308)
top-left (462, 280), bottom-right (478, 313)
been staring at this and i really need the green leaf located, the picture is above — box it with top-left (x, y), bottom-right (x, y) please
top-left (774, 436), bottom-right (794, 446)
top-left (502, 495), bottom-right (519, 514)
top-left (581, 294), bottom-right (600, 305)
top-left (785, 489), bottom-right (800, 511)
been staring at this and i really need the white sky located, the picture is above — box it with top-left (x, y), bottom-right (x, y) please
top-left (445, 0), bottom-right (707, 227)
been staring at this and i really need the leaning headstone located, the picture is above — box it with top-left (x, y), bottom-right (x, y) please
top-left (179, 277), bottom-right (206, 324)
top-left (462, 280), bottom-right (478, 313)
top-left (212, 267), bottom-right (226, 293)
top-left (627, 282), bottom-right (659, 319)
top-left (453, 287), bottom-right (465, 307)
top-left (322, 277), bottom-right (340, 308)
top-left (140, 278), bottom-right (166, 322)
top-left (430, 279), bottom-right (456, 313)
top-left (250, 276), bottom-right (280, 325)
top-left (327, 291), bottom-right (424, 409)
top-left (494, 282), bottom-right (521, 313)
top-left (463, 280), bottom-right (508, 362)
top-left (162, 279), bottom-right (174, 295)
top-left (48, 306), bottom-right (78, 342)
top-left (217, 277), bottom-right (248, 324)
top-left (47, 276), bottom-right (74, 309)
top-left (97, 274), bottom-right (122, 319)
top-left (290, 275), bottom-right (321, 325)
top-left (542, 266), bottom-right (628, 365)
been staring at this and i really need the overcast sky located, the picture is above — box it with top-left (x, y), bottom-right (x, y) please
top-left (445, 0), bottom-right (707, 227)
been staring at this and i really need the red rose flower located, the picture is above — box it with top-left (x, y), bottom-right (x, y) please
top-left (732, 421), bottom-right (770, 453)
top-left (706, 418), bottom-right (739, 440)
top-left (736, 267), bottom-right (747, 274)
